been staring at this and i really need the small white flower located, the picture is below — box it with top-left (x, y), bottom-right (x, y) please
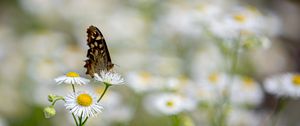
top-left (65, 91), bottom-right (103, 118)
top-left (165, 76), bottom-right (191, 91)
top-left (94, 71), bottom-right (124, 85)
top-left (126, 71), bottom-right (164, 93)
top-left (200, 72), bottom-right (229, 92)
top-left (181, 83), bottom-right (217, 103)
top-left (153, 93), bottom-right (185, 115)
top-left (194, 3), bottom-right (223, 24)
top-left (281, 73), bottom-right (300, 98)
top-left (227, 6), bottom-right (264, 35)
top-left (209, 6), bottom-right (266, 39)
top-left (54, 72), bottom-right (90, 85)
top-left (230, 76), bottom-right (263, 105)
top-left (158, 4), bottom-right (202, 37)
top-left (264, 73), bottom-right (300, 98)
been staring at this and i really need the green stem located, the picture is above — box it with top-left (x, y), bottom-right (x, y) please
top-left (51, 97), bottom-right (65, 106)
top-left (128, 94), bottom-right (142, 126)
top-left (81, 117), bottom-right (89, 126)
top-left (217, 34), bottom-right (242, 126)
top-left (230, 37), bottom-right (241, 76)
top-left (97, 83), bottom-right (111, 102)
top-left (71, 84), bottom-right (79, 126)
top-left (78, 113), bottom-right (83, 126)
top-left (170, 115), bottom-right (180, 126)
top-left (79, 117), bottom-right (82, 125)
top-left (72, 84), bottom-right (76, 93)
top-left (72, 113), bottom-right (79, 126)
top-left (272, 98), bottom-right (287, 126)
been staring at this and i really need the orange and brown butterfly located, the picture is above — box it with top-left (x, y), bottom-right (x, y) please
top-left (84, 25), bottom-right (114, 78)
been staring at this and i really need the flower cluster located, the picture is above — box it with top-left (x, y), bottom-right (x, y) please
top-left (44, 71), bottom-right (124, 125)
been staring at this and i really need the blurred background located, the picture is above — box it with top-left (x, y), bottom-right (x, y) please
top-left (0, 0), bottom-right (300, 126)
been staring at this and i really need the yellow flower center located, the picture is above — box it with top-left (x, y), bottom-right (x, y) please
top-left (66, 72), bottom-right (80, 77)
top-left (166, 100), bottom-right (174, 107)
top-left (77, 94), bottom-right (93, 107)
top-left (140, 72), bottom-right (151, 83)
top-left (292, 75), bottom-right (300, 86)
top-left (208, 73), bottom-right (219, 84)
top-left (233, 14), bottom-right (246, 23)
top-left (242, 77), bottom-right (254, 87)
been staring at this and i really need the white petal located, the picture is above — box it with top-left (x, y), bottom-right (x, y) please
top-left (65, 78), bottom-right (71, 84)
top-left (54, 76), bottom-right (67, 84)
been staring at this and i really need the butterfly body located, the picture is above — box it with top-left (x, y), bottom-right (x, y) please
top-left (84, 26), bottom-right (114, 77)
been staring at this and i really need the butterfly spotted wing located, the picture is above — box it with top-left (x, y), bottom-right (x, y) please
top-left (84, 25), bottom-right (114, 78)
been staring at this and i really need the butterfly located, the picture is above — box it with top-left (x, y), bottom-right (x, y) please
top-left (84, 25), bottom-right (114, 78)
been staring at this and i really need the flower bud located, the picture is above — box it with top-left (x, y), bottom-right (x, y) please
top-left (43, 106), bottom-right (56, 118)
top-left (48, 94), bottom-right (56, 102)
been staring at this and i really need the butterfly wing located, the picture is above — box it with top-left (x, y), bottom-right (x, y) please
top-left (84, 25), bottom-right (114, 77)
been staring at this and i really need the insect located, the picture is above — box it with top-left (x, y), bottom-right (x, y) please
top-left (84, 25), bottom-right (114, 78)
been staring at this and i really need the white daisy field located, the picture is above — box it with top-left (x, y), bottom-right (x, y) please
top-left (0, 0), bottom-right (300, 126)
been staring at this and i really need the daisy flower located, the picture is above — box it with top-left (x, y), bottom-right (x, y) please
top-left (126, 71), bottom-right (164, 93)
top-left (94, 71), bottom-right (124, 85)
top-left (165, 76), bottom-right (194, 92)
top-left (200, 72), bottom-right (229, 93)
top-left (181, 83), bottom-right (218, 103)
top-left (227, 6), bottom-right (264, 36)
top-left (263, 73), bottom-right (300, 98)
top-left (209, 6), bottom-right (265, 40)
top-left (153, 93), bottom-right (185, 115)
top-left (54, 72), bottom-right (89, 85)
top-left (230, 76), bottom-right (263, 105)
top-left (281, 73), bottom-right (300, 98)
top-left (65, 91), bottom-right (103, 118)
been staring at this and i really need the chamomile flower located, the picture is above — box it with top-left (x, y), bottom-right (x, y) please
top-left (263, 73), bottom-right (300, 98)
top-left (281, 73), bottom-right (300, 98)
top-left (200, 72), bottom-right (229, 93)
top-left (153, 93), bottom-right (185, 115)
top-left (54, 72), bottom-right (90, 85)
top-left (126, 71), bottom-right (164, 93)
top-left (165, 76), bottom-right (191, 91)
top-left (65, 91), bottom-right (103, 118)
top-left (194, 3), bottom-right (223, 24)
top-left (158, 3), bottom-right (202, 37)
top-left (230, 76), bottom-right (263, 105)
top-left (209, 6), bottom-right (265, 39)
top-left (181, 83), bottom-right (217, 103)
top-left (94, 71), bottom-right (124, 85)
